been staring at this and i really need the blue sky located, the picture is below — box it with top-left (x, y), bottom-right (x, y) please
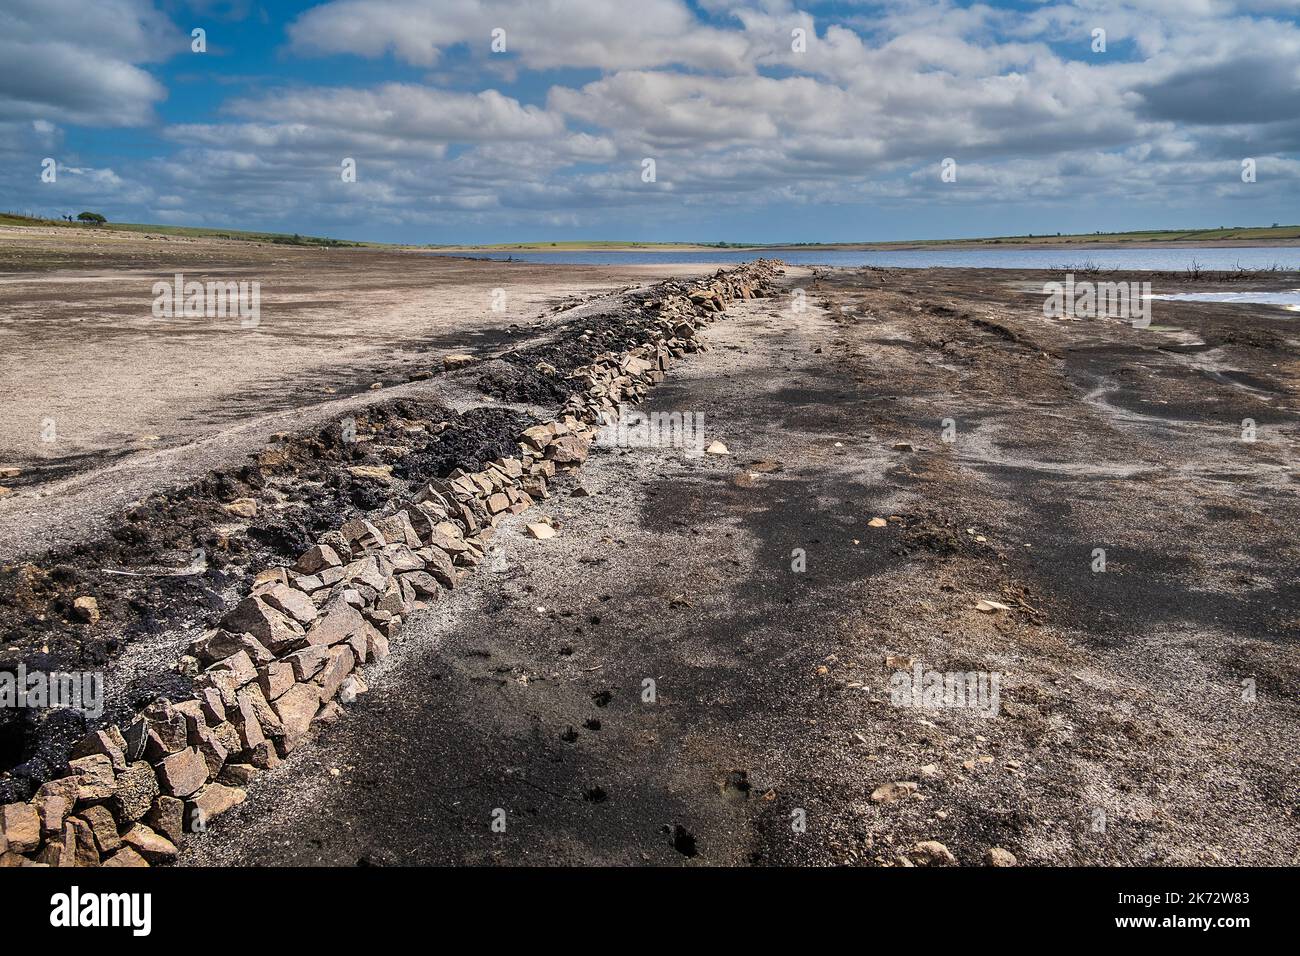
top-left (2, 0), bottom-right (1299, 244)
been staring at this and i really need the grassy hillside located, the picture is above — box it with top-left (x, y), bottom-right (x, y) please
top-left (0, 211), bottom-right (364, 247)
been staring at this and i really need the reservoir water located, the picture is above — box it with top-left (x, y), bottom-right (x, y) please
top-left (1148, 290), bottom-right (1300, 310)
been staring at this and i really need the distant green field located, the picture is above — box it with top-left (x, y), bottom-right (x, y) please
top-left (0, 212), bottom-right (365, 247)
top-left (0, 212), bottom-right (63, 228)
top-left (103, 222), bottom-right (364, 247)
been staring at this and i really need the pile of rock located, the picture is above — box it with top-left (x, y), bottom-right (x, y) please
top-left (560, 261), bottom-right (781, 427)
top-left (0, 260), bottom-right (782, 868)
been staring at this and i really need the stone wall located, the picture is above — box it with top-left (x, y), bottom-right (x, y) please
top-left (0, 260), bottom-right (783, 867)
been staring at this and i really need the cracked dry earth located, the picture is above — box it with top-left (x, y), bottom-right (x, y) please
top-left (185, 266), bottom-right (1299, 867)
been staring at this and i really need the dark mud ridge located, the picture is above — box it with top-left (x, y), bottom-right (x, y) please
top-left (0, 260), bottom-right (784, 866)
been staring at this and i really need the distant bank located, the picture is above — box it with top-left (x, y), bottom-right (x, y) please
top-left (4, 211), bottom-right (1298, 253)
top-left (426, 246), bottom-right (1300, 271)
top-left (435, 224), bottom-right (1300, 253)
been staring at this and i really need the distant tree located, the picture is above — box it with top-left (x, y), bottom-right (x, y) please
top-left (76, 211), bottom-right (107, 224)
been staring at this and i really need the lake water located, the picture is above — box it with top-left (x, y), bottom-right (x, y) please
top-left (430, 246), bottom-right (1300, 271)
top-left (1148, 290), bottom-right (1300, 309)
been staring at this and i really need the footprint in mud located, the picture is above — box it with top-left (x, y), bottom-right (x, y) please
top-left (583, 786), bottom-right (608, 803)
top-left (720, 770), bottom-right (752, 804)
top-left (664, 824), bottom-right (698, 858)
top-left (560, 726), bottom-right (579, 743)
top-left (592, 690), bottom-right (613, 707)
top-left (583, 718), bottom-right (601, 731)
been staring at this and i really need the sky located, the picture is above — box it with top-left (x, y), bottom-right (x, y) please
top-left (1, 0), bottom-right (1298, 245)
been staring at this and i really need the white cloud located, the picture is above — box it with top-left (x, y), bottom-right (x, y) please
top-left (287, 0), bottom-right (752, 71)
top-left (0, 0), bottom-right (176, 126)
top-left (5, 0), bottom-right (1298, 237)
top-left (223, 84), bottom-right (565, 144)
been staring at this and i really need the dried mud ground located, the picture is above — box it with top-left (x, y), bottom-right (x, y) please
top-left (185, 265), bottom-right (1299, 867)
top-left (0, 225), bottom-right (713, 556)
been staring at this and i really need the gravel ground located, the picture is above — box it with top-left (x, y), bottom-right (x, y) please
top-left (182, 266), bottom-right (1300, 866)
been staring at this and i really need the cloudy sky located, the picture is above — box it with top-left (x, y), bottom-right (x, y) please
top-left (2, 0), bottom-right (1298, 244)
